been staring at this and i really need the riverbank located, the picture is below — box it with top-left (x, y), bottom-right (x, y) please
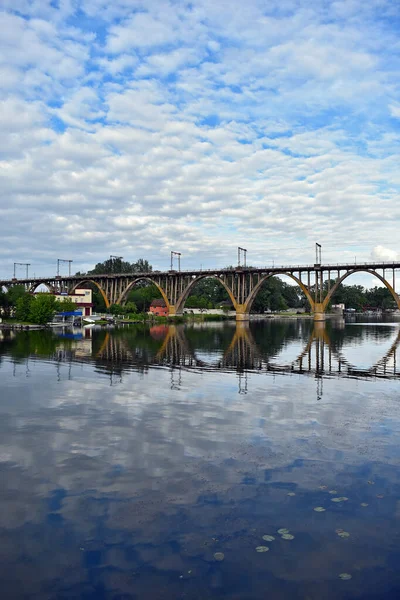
top-left (0, 312), bottom-right (339, 330)
top-left (0, 322), bottom-right (46, 330)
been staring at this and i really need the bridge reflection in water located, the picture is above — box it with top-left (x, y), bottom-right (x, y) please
top-left (93, 321), bottom-right (400, 384)
top-left (3, 321), bottom-right (399, 393)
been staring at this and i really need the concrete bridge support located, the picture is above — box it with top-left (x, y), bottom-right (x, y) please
top-left (313, 302), bottom-right (326, 322)
top-left (235, 304), bottom-right (250, 321)
top-left (167, 305), bottom-right (182, 318)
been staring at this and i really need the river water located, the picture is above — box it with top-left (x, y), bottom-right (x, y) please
top-left (0, 318), bottom-right (399, 599)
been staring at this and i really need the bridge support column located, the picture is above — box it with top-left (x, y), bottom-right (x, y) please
top-left (236, 304), bottom-right (250, 321)
top-left (167, 305), bottom-right (182, 318)
top-left (313, 302), bottom-right (326, 322)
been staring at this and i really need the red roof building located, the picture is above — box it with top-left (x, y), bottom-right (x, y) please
top-left (149, 299), bottom-right (168, 317)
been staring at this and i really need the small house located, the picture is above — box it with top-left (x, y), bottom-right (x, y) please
top-left (149, 299), bottom-right (168, 317)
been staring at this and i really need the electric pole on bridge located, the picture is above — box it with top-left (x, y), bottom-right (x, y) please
top-left (238, 247), bottom-right (247, 267)
top-left (13, 263), bottom-right (30, 279)
top-left (57, 259), bottom-right (73, 277)
top-left (315, 243), bottom-right (322, 306)
top-left (170, 251), bottom-right (181, 271)
top-left (315, 243), bottom-right (321, 265)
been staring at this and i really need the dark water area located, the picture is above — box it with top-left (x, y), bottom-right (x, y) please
top-left (0, 318), bottom-right (400, 599)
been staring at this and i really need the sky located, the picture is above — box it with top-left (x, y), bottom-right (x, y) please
top-left (1, 0), bottom-right (400, 282)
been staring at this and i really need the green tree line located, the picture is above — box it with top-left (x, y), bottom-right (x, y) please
top-left (0, 285), bottom-right (77, 324)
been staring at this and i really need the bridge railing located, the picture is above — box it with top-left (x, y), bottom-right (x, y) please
top-left (1, 261), bottom-right (400, 284)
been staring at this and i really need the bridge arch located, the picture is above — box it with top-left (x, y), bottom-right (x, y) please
top-left (175, 274), bottom-right (237, 314)
top-left (297, 323), bottom-right (400, 375)
top-left (322, 269), bottom-right (400, 312)
top-left (71, 280), bottom-right (110, 309)
top-left (286, 324), bottom-right (349, 371)
top-left (28, 282), bottom-right (54, 294)
top-left (371, 328), bottom-right (400, 373)
top-left (117, 277), bottom-right (170, 310)
top-left (243, 272), bottom-right (315, 314)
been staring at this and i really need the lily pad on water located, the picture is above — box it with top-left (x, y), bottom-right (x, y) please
top-left (329, 490), bottom-right (338, 494)
top-left (360, 503), bottom-right (369, 507)
top-left (337, 531), bottom-right (350, 538)
top-left (262, 535), bottom-right (275, 542)
top-left (368, 480), bottom-right (375, 485)
top-left (287, 492), bottom-right (296, 496)
top-left (277, 528), bottom-right (289, 534)
top-left (319, 485), bottom-right (328, 489)
top-left (281, 533), bottom-right (294, 540)
top-left (255, 546), bottom-right (269, 553)
top-left (213, 552), bottom-right (225, 561)
top-left (335, 528), bottom-right (344, 534)
top-left (331, 497), bottom-right (348, 502)
top-left (376, 494), bottom-right (384, 499)
top-left (314, 507), bottom-right (326, 512)
top-left (339, 573), bottom-right (352, 580)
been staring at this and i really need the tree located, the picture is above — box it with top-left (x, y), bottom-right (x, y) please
top-left (133, 258), bottom-right (152, 273)
top-left (365, 286), bottom-right (396, 309)
top-left (127, 285), bottom-right (161, 311)
top-left (125, 301), bottom-right (137, 314)
top-left (331, 284), bottom-right (366, 310)
top-left (13, 294), bottom-right (77, 324)
top-left (0, 285), bottom-right (27, 318)
top-left (7, 285), bottom-right (27, 306)
top-left (56, 298), bottom-right (77, 313)
top-left (251, 277), bottom-right (293, 313)
top-left (29, 294), bottom-right (58, 325)
top-left (92, 289), bottom-right (107, 312)
top-left (109, 304), bottom-right (123, 315)
top-left (185, 295), bottom-right (213, 309)
top-left (15, 294), bottom-right (33, 322)
top-left (185, 277), bottom-right (230, 308)
top-left (0, 290), bottom-right (8, 316)
top-left (88, 257), bottom-right (153, 275)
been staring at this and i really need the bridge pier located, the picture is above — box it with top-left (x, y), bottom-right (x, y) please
top-left (236, 304), bottom-right (250, 321)
top-left (167, 305), bottom-right (183, 318)
top-left (313, 302), bottom-right (326, 322)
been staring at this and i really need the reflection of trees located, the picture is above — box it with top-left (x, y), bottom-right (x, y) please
top-left (1, 321), bottom-right (400, 380)
top-left (0, 329), bottom-right (71, 362)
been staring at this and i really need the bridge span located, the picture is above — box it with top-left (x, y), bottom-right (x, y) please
top-left (1, 261), bottom-right (400, 321)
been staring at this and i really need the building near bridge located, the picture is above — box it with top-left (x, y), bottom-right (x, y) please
top-left (149, 299), bottom-right (168, 317)
top-left (54, 288), bottom-right (93, 317)
top-left (331, 303), bottom-right (345, 315)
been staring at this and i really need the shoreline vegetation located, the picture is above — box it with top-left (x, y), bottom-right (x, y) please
top-left (0, 312), bottom-right (315, 330)
top-left (0, 311), bottom-right (366, 330)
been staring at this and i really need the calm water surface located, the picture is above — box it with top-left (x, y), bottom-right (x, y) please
top-left (0, 318), bottom-right (400, 599)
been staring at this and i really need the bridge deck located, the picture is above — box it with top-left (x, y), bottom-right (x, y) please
top-left (2, 261), bottom-right (400, 286)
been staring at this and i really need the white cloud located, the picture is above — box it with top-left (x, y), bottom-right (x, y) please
top-left (371, 246), bottom-right (398, 262)
top-left (389, 104), bottom-right (400, 118)
top-left (97, 54), bottom-right (138, 75)
top-left (0, 1), bottom-right (400, 280)
top-left (106, 12), bottom-right (178, 53)
top-left (136, 48), bottom-right (201, 76)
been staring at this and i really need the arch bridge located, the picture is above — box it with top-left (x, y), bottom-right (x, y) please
top-left (2, 261), bottom-right (400, 321)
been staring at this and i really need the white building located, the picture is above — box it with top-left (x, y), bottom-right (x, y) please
top-left (55, 288), bottom-right (93, 317)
